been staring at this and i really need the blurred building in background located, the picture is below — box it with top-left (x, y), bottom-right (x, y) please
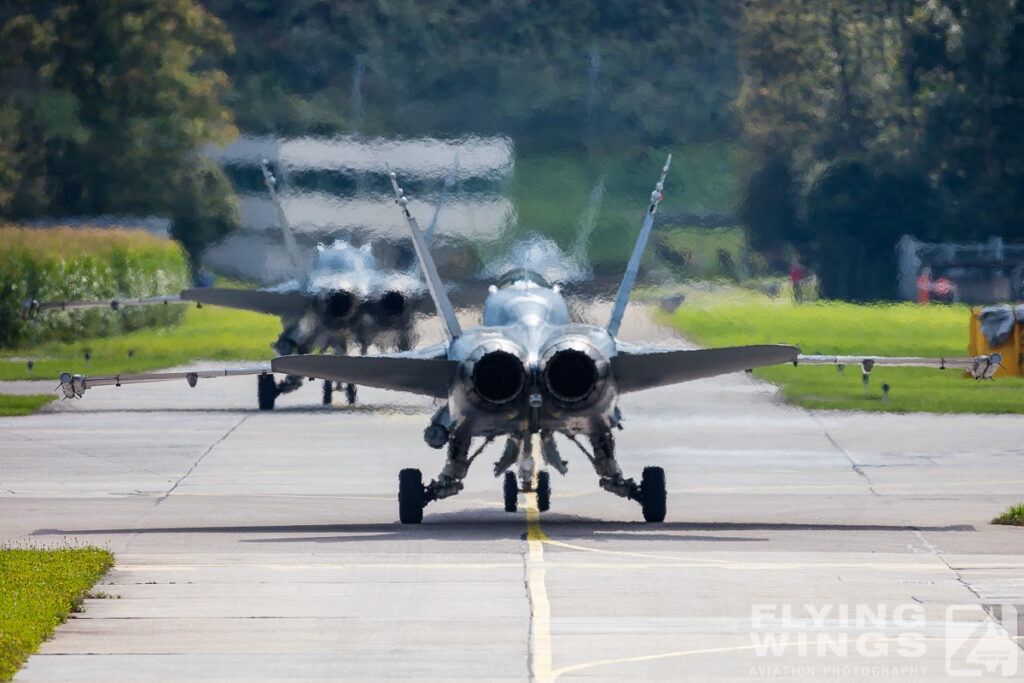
top-left (898, 235), bottom-right (1024, 304)
top-left (202, 135), bottom-right (516, 282)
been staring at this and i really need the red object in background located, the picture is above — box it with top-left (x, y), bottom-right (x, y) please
top-left (789, 265), bottom-right (806, 284)
top-left (917, 273), bottom-right (931, 303)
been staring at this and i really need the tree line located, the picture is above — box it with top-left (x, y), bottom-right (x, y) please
top-left (1, 0), bottom-right (1020, 299)
top-left (0, 0), bottom-right (240, 272)
top-left (737, 0), bottom-right (1024, 299)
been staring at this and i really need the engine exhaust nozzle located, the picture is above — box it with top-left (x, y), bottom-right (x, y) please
top-left (540, 338), bottom-right (609, 407)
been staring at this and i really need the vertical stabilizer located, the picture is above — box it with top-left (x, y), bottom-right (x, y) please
top-left (606, 155), bottom-right (671, 338)
top-left (388, 168), bottom-right (462, 341)
top-left (407, 153), bottom-right (460, 278)
top-left (570, 175), bottom-right (604, 270)
top-left (425, 152), bottom-right (459, 245)
top-left (260, 159), bottom-right (308, 285)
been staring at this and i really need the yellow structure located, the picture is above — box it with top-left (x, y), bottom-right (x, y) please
top-left (968, 306), bottom-right (1022, 378)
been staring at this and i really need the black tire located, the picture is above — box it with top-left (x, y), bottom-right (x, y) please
top-left (640, 466), bottom-right (666, 523)
top-left (257, 374), bottom-right (276, 411)
top-left (346, 383), bottom-right (357, 405)
top-left (322, 380), bottom-right (333, 405)
top-left (503, 471), bottom-right (518, 512)
top-left (398, 468), bottom-right (425, 524)
top-left (536, 471), bottom-right (551, 512)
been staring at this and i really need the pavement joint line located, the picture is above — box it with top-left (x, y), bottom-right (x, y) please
top-left (113, 563), bottom-right (526, 570)
top-left (808, 412), bottom-right (879, 495)
top-left (154, 415), bottom-right (248, 507)
top-left (904, 523), bottom-right (1022, 654)
top-left (171, 493), bottom-right (397, 502)
top-left (106, 559), bottom-right (1024, 572)
top-left (679, 479), bottom-right (1024, 492)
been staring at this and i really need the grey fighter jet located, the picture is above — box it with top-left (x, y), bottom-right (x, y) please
top-left (27, 160), bottom-right (431, 409)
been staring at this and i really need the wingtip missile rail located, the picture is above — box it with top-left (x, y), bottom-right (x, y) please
top-left (794, 353), bottom-right (1002, 380)
top-left (57, 366), bottom-right (274, 398)
top-left (23, 294), bottom-right (183, 318)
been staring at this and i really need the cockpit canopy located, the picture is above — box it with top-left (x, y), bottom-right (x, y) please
top-left (315, 240), bottom-right (375, 274)
top-left (494, 268), bottom-right (551, 290)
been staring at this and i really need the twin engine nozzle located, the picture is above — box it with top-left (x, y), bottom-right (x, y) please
top-left (317, 290), bottom-right (407, 325)
top-left (463, 338), bottom-right (609, 410)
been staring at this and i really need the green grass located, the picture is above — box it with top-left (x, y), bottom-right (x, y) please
top-left (0, 394), bottom-right (56, 416)
top-left (992, 503), bottom-right (1024, 526)
top-left (0, 225), bottom-right (190, 348)
top-left (0, 304), bottom-right (280, 380)
top-left (666, 296), bottom-right (1024, 413)
top-left (0, 546), bottom-right (114, 681)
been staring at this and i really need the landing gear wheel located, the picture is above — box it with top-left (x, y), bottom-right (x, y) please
top-left (398, 468), bottom-right (425, 524)
top-left (640, 466), bottom-right (666, 523)
top-left (536, 471), bottom-right (551, 512)
top-left (503, 471), bottom-right (518, 512)
top-left (257, 374), bottom-right (276, 411)
top-left (322, 380), bottom-right (333, 405)
top-left (346, 383), bottom-right (357, 405)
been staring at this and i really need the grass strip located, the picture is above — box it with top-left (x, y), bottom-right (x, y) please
top-left (992, 504), bottom-right (1024, 526)
top-left (0, 304), bottom-right (280, 380)
top-left (0, 394), bottom-right (56, 417)
top-left (0, 546), bottom-right (114, 681)
top-left (665, 297), bottom-right (1024, 413)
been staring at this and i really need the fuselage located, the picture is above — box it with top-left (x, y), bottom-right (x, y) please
top-left (446, 271), bottom-right (618, 438)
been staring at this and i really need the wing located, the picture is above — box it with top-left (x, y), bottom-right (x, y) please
top-left (59, 366), bottom-right (272, 398)
top-left (272, 352), bottom-right (457, 398)
top-left (181, 288), bottom-right (312, 318)
top-left (23, 294), bottom-right (183, 316)
top-left (611, 343), bottom-right (798, 393)
top-left (25, 287), bottom-right (311, 320)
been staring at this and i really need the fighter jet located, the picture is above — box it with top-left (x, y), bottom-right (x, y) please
top-left (253, 157), bottom-right (799, 522)
top-left (27, 159), bottom-right (432, 409)
top-left (57, 156), bottom-right (992, 523)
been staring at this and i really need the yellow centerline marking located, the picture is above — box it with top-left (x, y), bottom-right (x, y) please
top-left (526, 491), bottom-right (553, 682)
top-left (524, 447), bottom-right (555, 683)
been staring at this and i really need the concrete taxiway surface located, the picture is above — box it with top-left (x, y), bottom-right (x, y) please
top-left (2, 308), bottom-right (1023, 681)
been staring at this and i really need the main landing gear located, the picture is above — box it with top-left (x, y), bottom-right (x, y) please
top-left (256, 373), bottom-right (306, 410)
top-left (396, 429), bottom-right (665, 524)
top-left (575, 431), bottom-right (666, 522)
